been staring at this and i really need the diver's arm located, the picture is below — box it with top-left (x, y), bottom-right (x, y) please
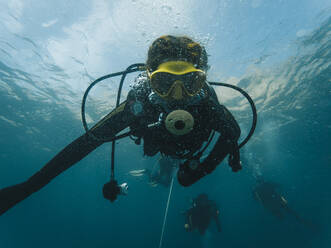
top-left (202, 104), bottom-right (241, 172)
top-left (210, 202), bottom-right (221, 232)
top-left (214, 211), bottom-right (222, 232)
top-left (0, 101), bottom-right (134, 216)
top-left (184, 208), bottom-right (193, 231)
top-left (177, 104), bottom-right (241, 186)
top-left (201, 85), bottom-right (241, 171)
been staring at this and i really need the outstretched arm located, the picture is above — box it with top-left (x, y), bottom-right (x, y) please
top-left (0, 101), bottom-right (134, 216)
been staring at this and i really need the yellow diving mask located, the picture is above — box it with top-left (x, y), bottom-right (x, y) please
top-left (148, 61), bottom-right (206, 100)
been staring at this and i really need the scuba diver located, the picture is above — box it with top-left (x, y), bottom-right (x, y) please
top-left (183, 193), bottom-right (221, 235)
top-left (253, 176), bottom-right (314, 228)
top-left (253, 177), bottom-right (287, 219)
top-left (129, 156), bottom-right (178, 187)
top-left (0, 35), bottom-right (256, 216)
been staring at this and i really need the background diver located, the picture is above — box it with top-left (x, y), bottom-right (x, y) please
top-left (253, 176), bottom-right (316, 229)
top-left (0, 35), bottom-right (247, 215)
top-left (183, 193), bottom-right (221, 235)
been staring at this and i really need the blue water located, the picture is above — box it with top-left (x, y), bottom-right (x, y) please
top-left (0, 2), bottom-right (330, 248)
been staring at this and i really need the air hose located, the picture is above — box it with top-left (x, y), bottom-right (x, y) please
top-left (209, 82), bottom-right (257, 148)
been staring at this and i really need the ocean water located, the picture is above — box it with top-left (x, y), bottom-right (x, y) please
top-left (0, 1), bottom-right (330, 248)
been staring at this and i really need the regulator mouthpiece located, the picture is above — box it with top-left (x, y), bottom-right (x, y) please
top-left (165, 110), bottom-right (194, 136)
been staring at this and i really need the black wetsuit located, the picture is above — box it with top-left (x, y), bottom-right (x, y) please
top-left (185, 198), bottom-right (221, 234)
top-left (0, 73), bottom-right (241, 215)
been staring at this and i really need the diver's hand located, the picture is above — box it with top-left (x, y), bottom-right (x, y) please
top-left (184, 223), bottom-right (191, 231)
top-left (228, 141), bottom-right (242, 172)
top-left (228, 157), bottom-right (242, 172)
top-left (0, 182), bottom-right (30, 216)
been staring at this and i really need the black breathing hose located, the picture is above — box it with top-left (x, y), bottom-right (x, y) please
top-left (81, 63), bottom-right (146, 181)
top-left (209, 82), bottom-right (257, 148)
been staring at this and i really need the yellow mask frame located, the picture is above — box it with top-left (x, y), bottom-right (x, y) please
top-left (148, 61), bottom-right (206, 99)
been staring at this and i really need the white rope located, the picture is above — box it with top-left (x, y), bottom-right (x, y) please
top-left (158, 171), bottom-right (175, 248)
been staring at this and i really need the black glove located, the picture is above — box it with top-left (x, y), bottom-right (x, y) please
top-left (228, 142), bottom-right (242, 172)
top-left (0, 182), bottom-right (30, 216)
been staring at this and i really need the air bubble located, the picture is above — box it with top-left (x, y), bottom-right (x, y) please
top-left (161, 5), bottom-right (172, 14)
